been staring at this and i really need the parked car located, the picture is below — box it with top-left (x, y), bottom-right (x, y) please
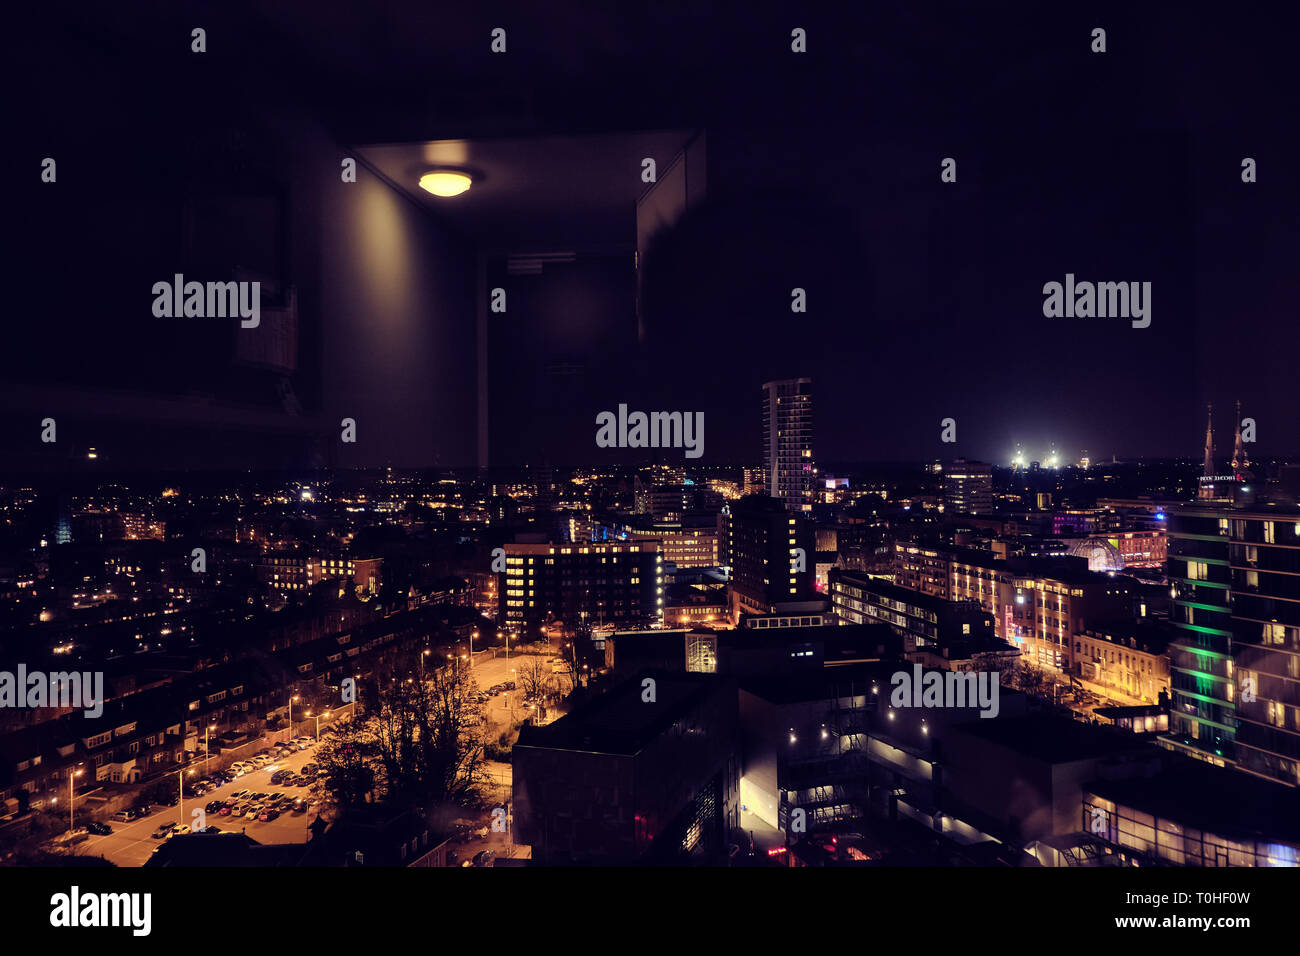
top-left (231, 789), bottom-right (250, 799)
top-left (113, 809), bottom-right (138, 823)
top-left (302, 763), bottom-right (318, 775)
top-left (245, 805), bottom-right (263, 819)
top-left (258, 808), bottom-right (280, 822)
top-left (219, 804), bottom-right (234, 816)
top-left (472, 849), bottom-right (496, 867)
top-left (85, 821), bottom-right (112, 835)
top-left (205, 800), bottom-right (225, 814)
top-left (133, 803), bottom-right (154, 818)
top-left (290, 800), bottom-right (307, 815)
top-left (150, 824), bottom-right (173, 839)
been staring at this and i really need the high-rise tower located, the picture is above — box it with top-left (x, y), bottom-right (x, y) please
top-left (761, 377), bottom-right (815, 512)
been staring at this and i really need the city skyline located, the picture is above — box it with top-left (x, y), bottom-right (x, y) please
top-left (2, 1), bottom-right (1295, 937)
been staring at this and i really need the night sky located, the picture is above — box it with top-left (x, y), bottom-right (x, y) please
top-left (7, 2), bottom-right (1297, 470)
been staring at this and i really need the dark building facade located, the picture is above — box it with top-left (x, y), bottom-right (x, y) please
top-left (1228, 508), bottom-right (1300, 786)
top-left (512, 671), bottom-right (739, 864)
top-left (727, 495), bottom-right (817, 621)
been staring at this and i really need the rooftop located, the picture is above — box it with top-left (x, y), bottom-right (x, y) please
top-left (515, 670), bottom-right (730, 756)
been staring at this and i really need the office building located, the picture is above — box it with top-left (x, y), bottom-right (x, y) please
top-left (727, 495), bottom-right (818, 620)
top-left (496, 541), bottom-right (663, 635)
top-left (943, 458), bottom-right (993, 516)
top-left (829, 568), bottom-right (998, 664)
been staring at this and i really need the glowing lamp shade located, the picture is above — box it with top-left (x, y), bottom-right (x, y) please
top-left (419, 170), bottom-right (472, 197)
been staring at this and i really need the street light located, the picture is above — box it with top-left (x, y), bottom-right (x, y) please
top-left (68, 767), bottom-right (84, 832)
top-left (204, 723), bottom-right (216, 774)
top-left (304, 711), bottom-right (331, 740)
top-left (289, 693), bottom-right (300, 739)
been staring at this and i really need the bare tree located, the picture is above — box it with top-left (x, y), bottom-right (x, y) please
top-left (562, 620), bottom-right (596, 692)
top-left (517, 657), bottom-right (552, 702)
top-left (370, 652), bottom-right (485, 806)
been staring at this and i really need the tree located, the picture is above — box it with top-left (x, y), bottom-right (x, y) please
top-left (517, 657), bottom-right (552, 703)
top-left (314, 717), bottom-right (378, 809)
top-left (1008, 661), bottom-right (1049, 699)
top-left (562, 620), bottom-right (596, 692)
top-left (369, 650), bottom-right (486, 806)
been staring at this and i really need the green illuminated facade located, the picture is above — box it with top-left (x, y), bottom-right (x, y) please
top-left (1163, 501), bottom-right (1300, 786)
top-left (1162, 506), bottom-right (1236, 764)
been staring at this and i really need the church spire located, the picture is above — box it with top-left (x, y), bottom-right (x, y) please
top-left (1202, 403), bottom-right (1215, 478)
top-left (1231, 400), bottom-right (1249, 471)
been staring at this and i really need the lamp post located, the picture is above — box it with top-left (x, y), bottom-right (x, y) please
top-left (289, 693), bottom-right (300, 740)
top-left (204, 723), bottom-right (216, 774)
top-left (68, 767), bottom-right (84, 832)
top-left (470, 631), bottom-right (478, 667)
top-left (420, 648), bottom-right (430, 683)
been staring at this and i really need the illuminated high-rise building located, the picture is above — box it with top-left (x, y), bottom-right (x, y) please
top-left (761, 377), bottom-right (814, 512)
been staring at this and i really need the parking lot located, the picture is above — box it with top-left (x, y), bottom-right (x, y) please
top-left (69, 737), bottom-right (328, 866)
top-left (470, 649), bottom-right (570, 730)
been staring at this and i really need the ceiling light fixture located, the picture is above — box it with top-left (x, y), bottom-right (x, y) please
top-left (418, 170), bottom-right (472, 197)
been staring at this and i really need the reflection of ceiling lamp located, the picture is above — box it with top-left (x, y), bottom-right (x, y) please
top-left (418, 170), bottom-right (472, 197)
